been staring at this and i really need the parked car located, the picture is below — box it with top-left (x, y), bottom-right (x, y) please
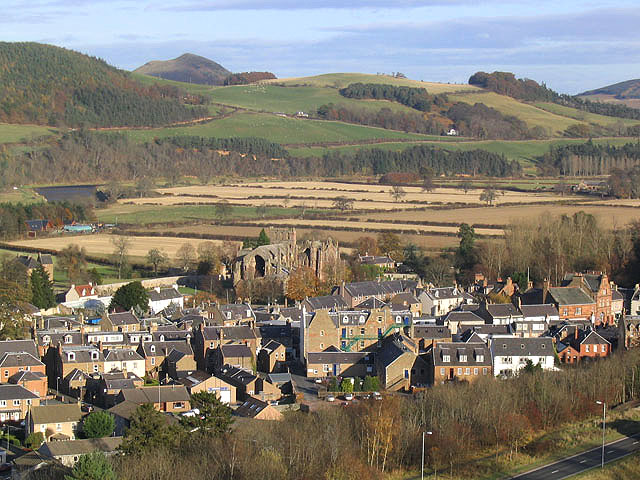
top-left (314, 378), bottom-right (323, 384)
top-left (326, 395), bottom-right (335, 402)
top-left (344, 393), bottom-right (354, 401)
top-left (372, 391), bottom-right (382, 400)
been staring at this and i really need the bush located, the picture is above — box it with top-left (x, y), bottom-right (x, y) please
top-left (25, 432), bottom-right (44, 449)
top-left (340, 378), bottom-right (354, 393)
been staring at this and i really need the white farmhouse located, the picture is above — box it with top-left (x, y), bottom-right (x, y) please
top-left (490, 337), bottom-right (556, 377)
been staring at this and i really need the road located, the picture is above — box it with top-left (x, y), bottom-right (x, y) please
top-left (510, 433), bottom-right (640, 480)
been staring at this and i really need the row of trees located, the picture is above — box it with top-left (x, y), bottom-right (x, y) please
top-left (0, 131), bottom-right (522, 187)
top-left (0, 201), bottom-right (92, 240)
top-left (316, 103), bottom-right (445, 135)
top-left (339, 82), bottom-right (443, 112)
top-left (537, 140), bottom-right (640, 177)
top-left (223, 71), bottom-right (277, 85)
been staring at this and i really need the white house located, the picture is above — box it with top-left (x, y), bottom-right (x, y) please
top-left (490, 337), bottom-right (556, 377)
top-left (103, 349), bottom-right (145, 378)
top-left (418, 287), bottom-right (475, 317)
top-left (148, 286), bottom-right (184, 315)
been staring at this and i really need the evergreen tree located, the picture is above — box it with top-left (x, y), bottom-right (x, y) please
top-left (179, 391), bottom-right (233, 436)
top-left (120, 403), bottom-right (184, 456)
top-left (256, 228), bottom-right (270, 246)
top-left (30, 265), bottom-right (55, 309)
top-left (83, 411), bottom-right (115, 438)
top-left (65, 452), bottom-right (116, 480)
top-left (109, 281), bottom-right (149, 312)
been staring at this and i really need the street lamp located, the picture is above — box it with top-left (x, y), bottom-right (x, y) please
top-left (422, 430), bottom-right (433, 480)
top-left (595, 401), bottom-right (606, 468)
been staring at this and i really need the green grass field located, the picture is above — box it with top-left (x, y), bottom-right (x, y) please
top-left (95, 203), bottom-right (328, 225)
top-left (119, 111), bottom-right (432, 145)
top-left (0, 124), bottom-right (58, 144)
top-left (208, 83), bottom-right (420, 115)
top-left (0, 187), bottom-right (43, 204)
top-left (287, 137), bottom-right (640, 168)
top-left (534, 102), bottom-right (640, 127)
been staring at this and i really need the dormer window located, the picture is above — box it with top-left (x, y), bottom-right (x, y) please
top-left (541, 344), bottom-right (546, 349)
top-left (67, 352), bottom-right (76, 361)
top-left (442, 354), bottom-right (450, 362)
top-left (246, 310), bottom-right (251, 317)
top-left (342, 316), bottom-right (349, 324)
top-left (91, 351), bottom-right (99, 361)
top-left (359, 316), bottom-right (365, 324)
top-left (64, 335), bottom-right (73, 344)
top-left (520, 344), bottom-right (525, 349)
top-left (476, 354), bottom-right (484, 362)
top-left (395, 316), bottom-right (401, 324)
top-left (150, 345), bottom-right (156, 353)
top-left (459, 354), bottom-right (467, 362)
top-left (42, 335), bottom-right (50, 344)
top-left (159, 335), bottom-right (165, 342)
top-left (226, 312), bottom-right (232, 320)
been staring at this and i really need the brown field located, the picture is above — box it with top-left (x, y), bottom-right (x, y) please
top-left (362, 204), bottom-right (640, 229)
top-left (241, 218), bottom-right (502, 236)
top-left (146, 224), bottom-right (460, 251)
top-left (156, 182), bottom-right (570, 207)
top-left (8, 234), bottom-right (240, 260)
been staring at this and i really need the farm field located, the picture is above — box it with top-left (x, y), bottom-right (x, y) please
top-left (158, 182), bottom-right (570, 206)
top-left (448, 91), bottom-right (586, 134)
top-left (141, 224), bottom-right (460, 251)
top-left (267, 73), bottom-right (480, 93)
top-left (118, 111), bottom-right (431, 144)
top-left (95, 203), bottom-right (324, 225)
top-left (0, 186), bottom-right (43, 203)
top-left (208, 84), bottom-right (421, 115)
top-left (533, 102), bottom-right (640, 127)
top-left (7, 234), bottom-right (240, 261)
top-left (0, 123), bottom-right (58, 144)
top-left (285, 137), bottom-right (639, 166)
top-left (362, 204), bottom-right (640, 229)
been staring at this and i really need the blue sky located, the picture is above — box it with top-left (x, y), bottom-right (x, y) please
top-left (1, 0), bottom-right (639, 93)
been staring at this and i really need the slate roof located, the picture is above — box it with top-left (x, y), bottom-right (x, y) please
top-left (17, 255), bottom-right (40, 269)
top-left (343, 279), bottom-right (416, 298)
top-left (0, 384), bottom-right (39, 400)
top-left (104, 349), bottom-right (144, 362)
top-left (141, 340), bottom-right (193, 358)
top-left (62, 346), bottom-right (105, 363)
top-left (39, 437), bottom-right (122, 457)
top-left (443, 311), bottom-right (485, 324)
top-left (562, 273), bottom-right (603, 293)
top-left (519, 304), bottom-right (559, 319)
top-left (218, 303), bottom-right (255, 321)
top-left (492, 337), bottom-right (554, 356)
top-left (107, 400), bottom-right (140, 421)
top-left (38, 254), bottom-right (53, 265)
top-left (612, 290), bottom-right (624, 301)
top-left (0, 340), bottom-right (39, 358)
top-left (152, 330), bottom-right (189, 342)
top-left (221, 326), bottom-right (259, 341)
top-left (279, 307), bottom-right (303, 322)
top-left (412, 325), bottom-right (452, 339)
top-left (120, 385), bottom-right (190, 404)
top-left (359, 255), bottom-right (394, 265)
top-left (38, 331), bottom-right (83, 347)
top-left (107, 311), bottom-right (139, 326)
top-left (176, 370), bottom-right (211, 389)
top-left (0, 351), bottom-right (44, 368)
top-left (432, 342), bottom-right (491, 367)
top-left (390, 292), bottom-right (420, 305)
top-left (376, 335), bottom-right (415, 368)
top-left (307, 351), bottom-right (373, 365)
top-left (258, 324), bottom-right (291, 342)
top-left (148, 288), bottom-right (183, 302)
top-left (548, 287), bottom-right (595, 306)
top-left (261, 340), bottom-right (283, 353)
top-left (267, 372), bottom-right (291, 384)
top-left (581, 330), bottom-right (610, 345)
top-left (459, 324), bottom-right (511, 336)
top-left (235, 396), bottom-right (271, 418)
top-left (30, 404), bottom-right (82, 424)
top-left (25, 219), bottom-right (50, 231)
top-left (9, 370), bottom-right (46, 384)
top-left (305, 295), bottom-right (348, 310)
top-left (221, 344), bottom-right (253, 358)
top-left (217, 365), bottom-right (257, 386)
top-left (422, 287), bottom-right (465, 300)
top-left (354, 297), bottom-right (387, 309)
top-left (485, 303), bottom-right (523, 318)
top-left (328, 311), bottom-right (371, 328)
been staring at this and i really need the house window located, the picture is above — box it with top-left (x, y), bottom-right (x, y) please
top-left (93, 365), bottom-right (99, 372)
top-left (323, 364), bottom-right (330, 373)
top-left (440, 368), bottom-right (445, 376)
top-left (320, 330), bottom-right (324, 337)
top-left (360, 328), bottom-right (365, 335)
top-left (349, 329), bottom-right (353, 336)
top-left (360, 341), bottom-right (365, 348)
top-left (585, 345), bottom-right (590, 353)
top-left (474, 368), bottom-right (478, 375)
top-left (563, 309), bottom-right (568, 316)
top-left (151, 358), bottom-right (156, 366)
top-left (459, 354), bottom-right (467, 362)
top-left (13, 400), bottom-right (19, 406)
top-left (40, 425), bottom-right (46, 432)
top-left (26, 399), bottom-right (32, 405)
top-left (150, 345), bottom-right (156, 353)
top-left (476, 354), bottom-right (484, 363)
top-left (320, 343), bottom-right (324, 350)
top-left (377, 316), bottom-right (382, 323)
top-left (56, 423), bottom-right (62, 431)
top-left (366, 366), bottom-right (373, 373)
top-left (482, 368), bottom-right (488, 375)
top-left (0, 400), bottom-right (6, 407)
top-left (457, 368), bottom-right (462, 376)
top-left (576, 307), bottom-right (582, 315)
top-left (465, 368), bottom-right (470, 375)
top-left (68, 353), bottom-right (75, 361)
top-left (173, 402), bottom-right (184, 409)
top-left (64, 335), bottom-right (72, 344)
top-left (442, 354), bottom-right (450, 362)
top-left (3, 370), bottom-right (7, 378)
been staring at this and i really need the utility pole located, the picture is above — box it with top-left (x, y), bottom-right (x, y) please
top-left (596, 400), bottom-right (606, 468)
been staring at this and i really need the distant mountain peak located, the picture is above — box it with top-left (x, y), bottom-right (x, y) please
top-left (134, 53), bottom-right (231, 85)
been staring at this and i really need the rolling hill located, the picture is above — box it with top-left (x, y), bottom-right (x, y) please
top-left (0, 42), bottom-right (207, 127)
top-left (579, 79), bottom-right (640, 108)
top-left (134, 53), bottom-right (231, 85)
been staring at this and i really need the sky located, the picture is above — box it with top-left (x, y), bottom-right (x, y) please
top-left (1, 0), bottom-right (639, 94)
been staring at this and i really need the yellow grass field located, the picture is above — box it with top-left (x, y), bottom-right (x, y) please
top-left (8, 235), bottom-right (240, 260)
top-left (156, 182), bottom-right (569, 207)
top-left (363, 204), bottom-right (640, 229)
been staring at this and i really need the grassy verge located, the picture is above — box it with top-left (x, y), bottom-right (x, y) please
top-left (568, 452), bottom-right (640, 479)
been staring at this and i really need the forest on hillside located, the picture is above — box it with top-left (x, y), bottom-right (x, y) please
top-left (0, 42), bottom-right (207, 127)
top-left (469, 71), bottom-right (640, 121)
top-left (537, 140), bottom-right (640, 176)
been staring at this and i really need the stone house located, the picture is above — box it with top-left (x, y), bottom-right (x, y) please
top-left (28, 404), bottom-right (83, 441)
top-left (490, 337), bottom-right (555, 376)
top-left (0, 384), bottom-right (40, 422)
top-left (116, 385), bottom-right (191, 413)
top-left (257, 340), bottom-right (286, 373)
top-left (429, 341), bottom-right (492, 384)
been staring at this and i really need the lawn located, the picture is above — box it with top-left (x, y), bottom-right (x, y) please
top-left (0, 124), bottom-right (59, 144)
top-left (118, 111), bottom-right (432, 145)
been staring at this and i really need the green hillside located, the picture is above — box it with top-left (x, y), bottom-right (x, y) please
top-left (0, 42), bottom-right (207, 127)
top-left (134, 53), bottom-right (231, 85)
top-left (580, 79), bottom-right (640, 99)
